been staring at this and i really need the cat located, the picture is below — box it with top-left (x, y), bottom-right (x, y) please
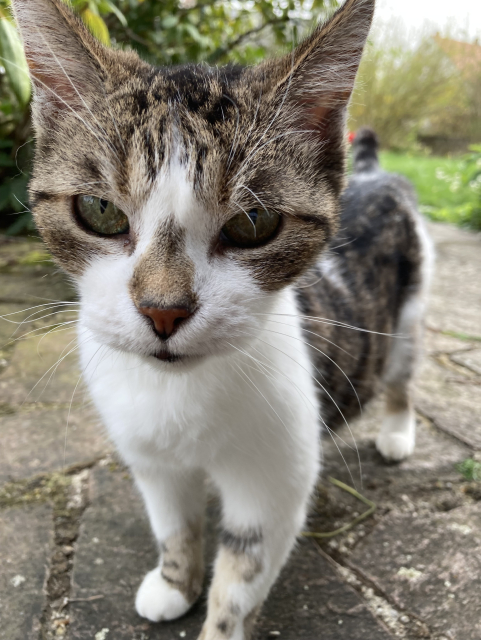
top-left (11, 0), bottom-right (433, 637)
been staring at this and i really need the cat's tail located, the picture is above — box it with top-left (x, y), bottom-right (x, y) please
top-left (352, 126), bottom-right (379, 174)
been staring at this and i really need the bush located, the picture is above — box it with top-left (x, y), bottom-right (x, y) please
top-left (0, 0), bottom-right (336, 234)
top-left (349, 27), bottom-right (462, 151)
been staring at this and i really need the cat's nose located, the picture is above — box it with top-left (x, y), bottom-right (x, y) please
top-left (139, 305), bottom-right (193, 340)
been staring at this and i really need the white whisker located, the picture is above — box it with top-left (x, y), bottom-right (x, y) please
top-left (227, 338), bottom-right (358, 488)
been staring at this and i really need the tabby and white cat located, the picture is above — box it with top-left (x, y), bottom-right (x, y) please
top-left (12, 0), bottom-right (432, 637)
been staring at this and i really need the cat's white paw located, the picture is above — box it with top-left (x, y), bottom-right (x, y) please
top-left (135, 568), bottom-right (191, 622)
top-left (376, 410), bottom-right (416, 461)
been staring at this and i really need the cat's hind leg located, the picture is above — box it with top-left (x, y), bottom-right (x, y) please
top-left (133, 466), bottom-right (206, 622)
top-left (376, 295), bottom-right (423, 462)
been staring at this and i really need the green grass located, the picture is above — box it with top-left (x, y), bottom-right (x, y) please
top-left (379, 151), bottom-right (481, 230)
top-left (456, 459), bottom-right (481, 482)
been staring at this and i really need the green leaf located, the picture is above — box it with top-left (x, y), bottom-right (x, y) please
top-left (0, 17), bottom-right (31, 106)
top-left (98, 0), bottom-right (128, 26)
top-left (183, 23), bottom-right (211, 47)
top-left (0, 184), bottom-right (11, 210)
top-left (80, 8), bottom-right (111, 45)
top-left (161, 15), bottom-right (179, 30)
top-left (0, 153), bottom-right (15, 167)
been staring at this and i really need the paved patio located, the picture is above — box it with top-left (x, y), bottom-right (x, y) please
top-left (0, 220), bottom-right (480, 640)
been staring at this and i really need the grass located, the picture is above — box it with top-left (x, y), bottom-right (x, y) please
top-left (456, 458), bottom-right (481, 482)
top-left (379, 151), bottom-right (481, 231)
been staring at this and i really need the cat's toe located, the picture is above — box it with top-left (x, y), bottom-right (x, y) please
top-left (135, 568), bottom-right (191, 622)
top-left (376, 431), bottom-right (415, 461)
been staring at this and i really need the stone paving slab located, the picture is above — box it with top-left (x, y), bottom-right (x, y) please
top-left (0, 269), bottom-right (76, 306)
top-left (349, 502), bottom-right (481, 640)
top-left (416, 357), bottom-right (481, 450)
top-left (321, 396), bottom-right (471, 490)
top-left (0, 326), bottom-right (82, 406)
top-left (451, 348), bottom-right (481, 375)
top-left (423, 328), bottom-right (478, 357)
top-left (0, 405), bottom-right (108, 483)
top-left (0, 503), bottom-right (53, 640)
top-left (425, 222), bottom-right (481, 337)
top-left (0, 237), bottom-right (75, 305)
top-left (69, 466), bottom-right (391, 640)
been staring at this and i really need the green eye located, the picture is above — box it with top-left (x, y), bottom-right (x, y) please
top-left (221, 208), bottom-right (280, 248)
top-left (75, 195), bottom-right (129, 236)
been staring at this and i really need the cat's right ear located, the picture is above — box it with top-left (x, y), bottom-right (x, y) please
top-left (11, 0), bottom-right (107, 128)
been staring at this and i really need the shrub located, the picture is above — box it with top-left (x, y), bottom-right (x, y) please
top-left (349, 27), bottom-right (462, 151)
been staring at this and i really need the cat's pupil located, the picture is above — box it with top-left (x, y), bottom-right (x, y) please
top-left (100, 199), bottom-right (109, 215)
top-left (249, 209), bottom-right (258, 225)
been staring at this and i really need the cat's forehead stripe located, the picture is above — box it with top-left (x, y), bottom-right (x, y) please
top-left (138, 141), bottom-right (199, 233)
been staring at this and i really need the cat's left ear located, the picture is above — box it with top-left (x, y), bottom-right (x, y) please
top-left (10, 0), bottom-right (109, 128)
top-left (257, 0), bottom-right (375, 134)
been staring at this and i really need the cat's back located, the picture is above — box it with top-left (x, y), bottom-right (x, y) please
top-left (296, 128), bottom-right (431, 428)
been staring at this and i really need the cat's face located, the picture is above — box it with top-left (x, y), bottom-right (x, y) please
top-left (14, 0), bottom-right (374, 365)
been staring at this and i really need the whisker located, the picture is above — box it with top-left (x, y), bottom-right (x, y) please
top-left (237, 184), bottom-right (270, 214)
top-left (232, 200), bottom-right (257, 232)
top-left (3, 320), bottom-right (77, 348)
top-left (265, 318), bottom-right (355, 359)
top-left (237, 83), bottom-right (263, 158)
top-left (36, 322), bottom-right (77, 354)
top-left (0, 301), bottom-right (78, 320)
top-left (9, 307), bottom-right (79, 337)
top-left (227, 339), bottom-right (357, 487)
top-left (235, 330), bottom-right (362, 487)
top-left (258, 326), bottom-right (363, 485)
top-left (22, 329), bottom-right (88, 405)
top-left (63, 341), bottom-right (103, 468)
top-left (245, 340), bottom-right (356, 453)
top-left (230, 357), bottom-right (296, 442)
top-left (12, 195), bottom-right (32, 213)
top-left (256, 312), bottom-right (399, 338)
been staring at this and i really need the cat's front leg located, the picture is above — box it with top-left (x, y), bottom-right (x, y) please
top-left (133, 466), bottom-right (206, 622)
top-left (200, 448), bottom-right (318, 640)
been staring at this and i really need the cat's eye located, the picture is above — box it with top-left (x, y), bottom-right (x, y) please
top-left (221, 208), bottom-right (280, 248)
top-left (75, 195), bottom-right (129, 236)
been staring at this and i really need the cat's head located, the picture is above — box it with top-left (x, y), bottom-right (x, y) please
top-left (13, 0), bottom-right (374, 366)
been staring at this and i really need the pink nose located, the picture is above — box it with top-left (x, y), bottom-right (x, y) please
top-left (139, 305), bottom-right (193, 340)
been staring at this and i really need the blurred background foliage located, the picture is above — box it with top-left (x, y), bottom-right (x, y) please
top-left (0, 0), bottom-right (480, 234)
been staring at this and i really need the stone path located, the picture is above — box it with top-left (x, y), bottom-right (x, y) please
top-left (0, 220), bottom-right (480, 640)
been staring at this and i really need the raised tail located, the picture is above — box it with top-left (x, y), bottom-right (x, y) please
top-left (352, 126), bottom-right (379, 173)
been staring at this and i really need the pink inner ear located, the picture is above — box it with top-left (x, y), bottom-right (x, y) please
top-left (27, 54), bottom-right (85, 113)
top-left (298, 88), bottom-right (351, 137)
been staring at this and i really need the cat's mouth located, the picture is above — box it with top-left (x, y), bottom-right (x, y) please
top-left (153, 350), bottom-right (184, 363)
